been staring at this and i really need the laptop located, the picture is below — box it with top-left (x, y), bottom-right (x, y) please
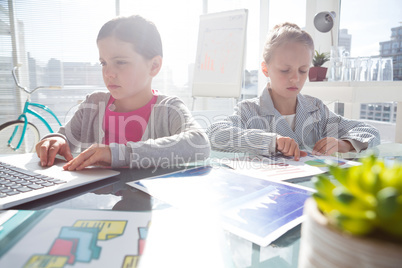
top-left (0, 153), bottom-right (120, 209)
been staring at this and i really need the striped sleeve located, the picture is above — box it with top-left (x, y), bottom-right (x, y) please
top-left (206, 101), bottom-right (276, 155)
top-left (316, 99), bottom-right (381, 152)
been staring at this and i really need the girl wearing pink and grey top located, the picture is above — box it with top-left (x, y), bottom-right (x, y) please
top-left (36, 15), bottom-right (210, 170)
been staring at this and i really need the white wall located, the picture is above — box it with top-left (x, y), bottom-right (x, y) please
top-left (305, 0), bottom-right (340, 58)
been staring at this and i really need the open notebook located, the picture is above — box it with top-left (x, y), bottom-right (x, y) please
top-left (0, 153), bottom-right (120, 209)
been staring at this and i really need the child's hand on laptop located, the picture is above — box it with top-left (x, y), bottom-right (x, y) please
top-left (36, 137), bottom-right (74, 167)
top-left (63, 144), bottom-right (111, 171)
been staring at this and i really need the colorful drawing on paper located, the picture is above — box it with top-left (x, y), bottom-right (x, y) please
top-left (22, 219), bottom-right (150, 268)
top-left (121, 221), bottom-right (151, 268)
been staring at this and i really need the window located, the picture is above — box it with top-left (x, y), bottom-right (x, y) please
top-left (1, 0), bottom-right (313, 124)
top-left (4, 0), bottom-right (398, 134)
top-left (339, 0), bottom-right (401, 57)
top-left (0, 0), bottom-right (115, 136)
top-left (119, 0), bottom-right (202, 106)
top-left (0, 3), bottom-right (17, 122)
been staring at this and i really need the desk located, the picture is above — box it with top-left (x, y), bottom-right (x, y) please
top-left (3, 144), bottom-right (402, 267)
top-left (303, 81), bottom-right (402, 143)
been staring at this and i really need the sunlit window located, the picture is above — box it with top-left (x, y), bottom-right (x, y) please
top-left (340, 0), bottom-right (401, 125)
top-left (1, 0), bottom-right (400, 134)
top-left (339, 0), bottom-right (401, 82)
top-left (0, 0), bottom-right (115, 134)
top-left (119, 0), bottom-right (202, 105)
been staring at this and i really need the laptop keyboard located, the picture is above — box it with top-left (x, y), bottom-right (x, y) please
top-left (0, 162), bottom-right (66, 198)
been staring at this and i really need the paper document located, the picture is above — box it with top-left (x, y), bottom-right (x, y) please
top-left (127, 166), bottom-right (314, 246)
top-left (221, 153), bottom-right (359, 181)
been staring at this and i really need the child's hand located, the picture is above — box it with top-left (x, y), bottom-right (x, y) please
top-left (312, 137), bottom-right (353, 156)
top-left (36, 137), bottom-right (73, 167)
top-left (276, 136), bottom-right (307, 161)
top-left (63, 144), bottom-right (111, 171)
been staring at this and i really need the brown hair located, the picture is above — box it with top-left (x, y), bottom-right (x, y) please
top-left (97, 15), bottom-right (163, 59)
top-left (263, 22), bottom-right (314, 64)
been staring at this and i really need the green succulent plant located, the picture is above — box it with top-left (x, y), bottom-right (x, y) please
top-left (312, 50), bottom-right (330, 67)
top-left (312, 155), bottom-right (402, 241)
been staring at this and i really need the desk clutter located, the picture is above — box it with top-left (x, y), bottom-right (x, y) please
top-left (128, 165), bottom-right (314, 247)
top-left (0, 154), bottom-right (359, 267)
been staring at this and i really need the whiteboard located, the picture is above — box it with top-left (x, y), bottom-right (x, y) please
top-left (192, 9), bottom-right (248, 98)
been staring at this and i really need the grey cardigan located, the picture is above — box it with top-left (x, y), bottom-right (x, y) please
top-left (207, 88), bottom-right (380, 155)
top-left (45, 92), bottom-right (210, 168)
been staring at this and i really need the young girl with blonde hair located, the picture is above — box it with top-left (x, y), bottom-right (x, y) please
top-left (207, 22), bottom-right (379, 160)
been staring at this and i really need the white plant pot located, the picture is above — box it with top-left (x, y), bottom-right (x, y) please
top-left (298, 198), bottom-right (402, 268)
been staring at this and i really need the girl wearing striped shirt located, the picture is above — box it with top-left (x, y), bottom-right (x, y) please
top-left (207, 22), bottom-right (380, 160)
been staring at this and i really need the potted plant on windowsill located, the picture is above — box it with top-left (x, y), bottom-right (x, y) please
top-left (309, 50), bottom-right (330, 81)
top-left (299, 155), bottom-right (402, 268)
